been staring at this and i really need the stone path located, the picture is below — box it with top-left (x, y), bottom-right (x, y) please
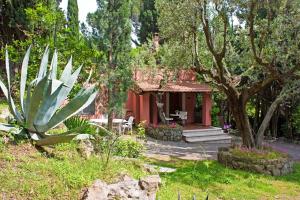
top-left (267, 139), bottom-right (300, 161)
top-left (144, 137), bottom-right (230, 161)
top-left (145, 137), bottom-right (300, 161)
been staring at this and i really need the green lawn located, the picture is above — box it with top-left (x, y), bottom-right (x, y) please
top-left (0, 142), bottom-right (300, 199)
top-left (149, 158), bottom-right (300, 200)
top-left (0, 143), bottom-right (147, 199)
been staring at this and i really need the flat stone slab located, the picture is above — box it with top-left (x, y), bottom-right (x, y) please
top-left (143, 164), bottom-right (176, 173)
top-left (144, 137), bottom-right (231, 161)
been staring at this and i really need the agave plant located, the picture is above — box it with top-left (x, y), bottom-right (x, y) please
top-left (0, 46), bottom-right (98, 146)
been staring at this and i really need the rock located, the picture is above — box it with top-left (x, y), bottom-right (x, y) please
top-left (81, 180), bottom-right (109, 200)
top-left (81, 175), bottom-right (161, 200)
top-left (271, 168), bottom-right (281, 176)
top-left (253, 165), bottom-right (265, 173)
top-left (143, 164), bottom-right (176, 174)
top-left (77, 139), bottom-right (94, 158)
top-left (139, 175), bottom-right (161, 199)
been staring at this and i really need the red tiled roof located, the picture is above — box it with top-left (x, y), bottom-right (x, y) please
top-left (160, 82), bottom-right (211, 92)
top-left (133, 69), bottom-right (211, 93)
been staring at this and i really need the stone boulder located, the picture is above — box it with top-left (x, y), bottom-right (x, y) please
top-left (81, 175), bottom-right (161, 200)
top-left (77, 139), bottom-right (94, 159)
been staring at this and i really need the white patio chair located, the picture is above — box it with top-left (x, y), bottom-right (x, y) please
top-left (163, 112), bottom-right (173, 123)
top-left (179, 111), bottom-right (187, 125)
top-left (122, 116), bottom-right (134, 134)
top-left (179, 111), bottom-right (187, 120)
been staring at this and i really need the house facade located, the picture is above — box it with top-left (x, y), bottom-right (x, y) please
top-left (125, 68), bottom-right (212, 127)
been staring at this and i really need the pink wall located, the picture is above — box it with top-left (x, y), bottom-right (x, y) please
top-left (139, 93), bottom-right (150, 125)
top-left (125, 90), bottom-right (212, 127)
top-left (185, 93), bottom-right (196, 124)
top-left (202, 92), bottom-right (212, 126)
top-left (151, 94), bottom-right (158, 125)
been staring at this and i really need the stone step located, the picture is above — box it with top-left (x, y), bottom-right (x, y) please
top-left (182, 130), bottom-right (225, 137)
top-left (184, 135), bottom-right (232, 143)
top-left (183, 127), bottom-right (223, 133)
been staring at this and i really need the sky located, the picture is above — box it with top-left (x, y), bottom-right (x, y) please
top-left (60, 0), bottom-right (97, 23)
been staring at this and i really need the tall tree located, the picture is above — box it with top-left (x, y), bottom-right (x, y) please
top-left (156, 0), bottom-right (300, 148)
top-left (67, 0), bottom-right (79, 38)
top-left (88, 0), bottom-right (132, 130)
top-left (138, 0), bottom-right (158, 44)
top-left (0, 0), bottom-right (37, 47)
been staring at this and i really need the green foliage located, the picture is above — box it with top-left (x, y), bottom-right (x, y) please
top-left (147, 158), bottom-right (300, 200)
top-left (87, 0), bottom-right (133, 116)
top-left (114, 138), bottom-right (144, 158)
top-left (0, 47), bottom-right (98, 146)
top-left (0, 0), bottom-right (38, 46)
top-left (0, 143), bottom-right (147, 199)
top-left (1, 1), bottom-right (102, 92)
top-left (64, 116), bottom-right (97, 134)
top-left (67, 0), bottom-right (79, 38)
top-left (139, 0), bottom-right (159, 44)
top-left (292, 105), bottom-right (300, 133)
top-left (136, 121), bottom-right (146, 139)
top-left (211, 106), bottom-right (220, 127)
top-left (229, 146), bottom-right (288, 160)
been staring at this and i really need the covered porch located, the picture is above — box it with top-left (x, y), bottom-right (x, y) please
top-left (125, 68), bottom-right (213, 128)
top-left (126, 90), bottom-right (212, 127)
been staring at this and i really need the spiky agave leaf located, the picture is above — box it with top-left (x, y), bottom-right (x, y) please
top-left (33, 66), bottom-right (82, 127)
top-left (34, 85), bottom-right (97, 132)
top-left (50, 49), bottom-right (58, 79)
top-left (20, 46), bottom-right (31, 114)
top-left (60, 56), bottom-right (73, 83)
top-left (26, 76), bottom-right (50, 131)
top-left (4, 49), bottom-right (23, 123)
top-left (33, 125), bottom-right (92, 146)
top-left (36, 45), bottom-right (49, 82)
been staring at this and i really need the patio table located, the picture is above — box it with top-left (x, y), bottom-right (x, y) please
top-left (90, 118), bottom-right (125, 134)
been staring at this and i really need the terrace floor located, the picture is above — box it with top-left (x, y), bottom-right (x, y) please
top-left (144, 136), bottom-right (300, 162)
top-left (144, 137), bottom-right (231, 161)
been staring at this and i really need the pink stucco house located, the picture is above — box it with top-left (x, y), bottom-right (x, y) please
top-left (125, 68), bottom-right (212, 127)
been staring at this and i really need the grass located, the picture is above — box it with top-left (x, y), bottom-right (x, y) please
top-left (146, 157), bottom-right (300, 200)
top-left (0, 139), bottom-right (300, 199)
top-left (229, 146), bottom-right (288, 160)
top-left (0, 142), bottom-right (147, 199)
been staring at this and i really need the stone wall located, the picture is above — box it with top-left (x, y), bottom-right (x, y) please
top-left (218, 147), bottom-right (294, 176)
top-left (146, 126), bottom-right (182, 141)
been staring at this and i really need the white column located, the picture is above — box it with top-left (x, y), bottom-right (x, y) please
top-left (166, 92), bottom-right (170, 116)
top-left (182, 92), bottom-right (186, 111)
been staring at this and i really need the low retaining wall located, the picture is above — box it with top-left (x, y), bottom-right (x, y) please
top-left (218, 147), bottom-right (294, 176)
top-left (146, 126), bottom-right (182, 141)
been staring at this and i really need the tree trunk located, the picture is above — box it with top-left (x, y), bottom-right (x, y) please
top-left (231, 99), bottom-right (255, 148)
top-left (107, 88), bottom-right (113, 130)
top-left (155, 93), bottom-right (166, 124)
top-left (256, 97), bottom-right (282, 148)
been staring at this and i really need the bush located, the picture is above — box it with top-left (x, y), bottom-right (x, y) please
top-left (292, 105), bottom-right (300, 134)
top-left (64, 116), bottom-right (98, 134)
top-left (136, 121), bottom-right (146, 139)
top-left (114, 139), bottom-right (144, 158)
top-left (229, 146), bottom-right (288, 160)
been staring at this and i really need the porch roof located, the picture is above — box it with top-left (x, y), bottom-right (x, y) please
top-left (133, 68), bottom-right (212, 93)
top-left (133, 68), bottom-right (211, 93)
top-left (135, 81), bottom-right (211, 93)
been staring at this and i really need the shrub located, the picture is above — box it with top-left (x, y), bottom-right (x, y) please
top-left (114, 139), bottom-right (144, 158)
top-left (64, 116), bottom-right (98, 135)
top-left (136, 121), bottom-right (146, 139)
top-left (292, 105), bottom-right (300, 134)
top-left (229, 146), bottom-right (288, 160)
